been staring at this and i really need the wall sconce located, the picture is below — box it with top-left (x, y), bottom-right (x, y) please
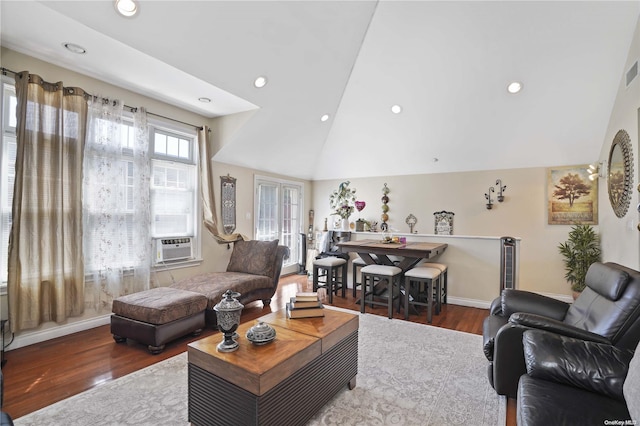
top-left (496, 179), bottom-right (507, 202)
top-left (588, 161), bottom-right (606, 181)
top-left (485, 187), bottom-right (494, 209)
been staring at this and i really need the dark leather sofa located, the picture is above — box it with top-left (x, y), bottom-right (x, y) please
top-left (517, 329), bottom-right (639, 425)
top-left (483, 262), bottom-right (640, 398)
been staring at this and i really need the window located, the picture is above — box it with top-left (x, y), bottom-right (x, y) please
top-left (150, 126), bottom-right (197, 239)
top-left (82, 119), bottom-right (200, 272)
top-left (0, 79), bottom-right (16, 285)
top-left (0, 78), bottom-right (201, 278)
top-left (255, 176), bottom-right (303, 273)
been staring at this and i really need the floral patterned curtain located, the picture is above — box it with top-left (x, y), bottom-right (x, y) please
top-left (83, 100), bottom-right (151, 311)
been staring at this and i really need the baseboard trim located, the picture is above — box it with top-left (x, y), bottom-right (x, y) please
top-left (447, 291), bottom-right (572, 310)
top-left (7, 314), bottom-right (111, 351)
top-left (447, 297), bottom-right (492, 309)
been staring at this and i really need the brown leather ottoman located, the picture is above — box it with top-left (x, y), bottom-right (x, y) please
top-left (111, 287), bottom-right (208, 354)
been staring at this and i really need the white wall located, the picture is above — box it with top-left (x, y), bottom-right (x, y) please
top-left (598, 16), bottom-right (640, 270)
top-left (313, 168), bottom-right (578, 304)
top-left (311, 16), bottom-right (640, 305)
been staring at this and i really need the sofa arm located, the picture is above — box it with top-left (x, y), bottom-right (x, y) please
top-left (489, 296), bottom-right (502, 315)
top-left (491, 322), bottom-right (530, 398)
top-left (523, 330), bottom-right (633, 400)
top-left (501, 289), bottom-right (569, 319)
top-left (509, 313), bottom-right (611, 344)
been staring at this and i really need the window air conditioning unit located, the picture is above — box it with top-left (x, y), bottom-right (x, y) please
top-left (155, 237), bottom-right (192, 263)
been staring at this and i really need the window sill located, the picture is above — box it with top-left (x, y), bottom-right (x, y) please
top-left (153, 257), bottom-right (203, 271)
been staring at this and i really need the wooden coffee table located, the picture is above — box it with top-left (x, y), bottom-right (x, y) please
top-left (187, 307), bottom-right (359, 426)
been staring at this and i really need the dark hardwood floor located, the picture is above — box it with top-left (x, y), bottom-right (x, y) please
top-left (2, 274), bottom-right (515, 425)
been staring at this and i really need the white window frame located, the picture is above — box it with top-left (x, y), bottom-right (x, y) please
top-left (0, 77), bottom-right (16, 290)
top-left (254, 175), bottom-right (304, 275)
top-left (149, 120), bottom-right (202, 267)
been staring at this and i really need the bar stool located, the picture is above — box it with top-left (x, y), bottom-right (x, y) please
top-left (360, 264), bottom-right (402, 319)
top-left (312, 256), bottom-right (348, 304)
top-left (424, 262), bottom-right (448, 304)
top-left (351, 257), bottom-right (367, 297)
top-left (404, 266), bottom-right (442, 323)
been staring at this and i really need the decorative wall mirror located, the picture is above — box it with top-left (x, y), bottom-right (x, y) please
top-left (607, 129), bottom-right (634, 218)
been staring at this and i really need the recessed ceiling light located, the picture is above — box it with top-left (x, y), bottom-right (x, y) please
top-left (62, 43), bottom-right (87, 54)
top-left (115, 0), bottom-right (138, 17)
top-left (391, 104), bottom-right (402, 114)
top-left (198, 97), bottom-right (211, 103)
top-left (254, 76), bottom-right (268, 88)
top-left (320, 114), bottom-right (330, 122)
top-left (507, 81), bottom-right (523, 94)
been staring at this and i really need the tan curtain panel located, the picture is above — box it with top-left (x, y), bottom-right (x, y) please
top-left (198, 126), bottom-right (245, 244)
top-left (8, 72), bottom-right (87, 332)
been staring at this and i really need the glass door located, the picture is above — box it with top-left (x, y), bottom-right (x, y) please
top-left (255, 177), bottom-right (303, 275)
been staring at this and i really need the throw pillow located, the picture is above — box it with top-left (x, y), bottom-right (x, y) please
top-left (226, 239), bottom-right (279, 277)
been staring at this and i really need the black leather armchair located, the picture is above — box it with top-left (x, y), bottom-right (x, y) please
top-left (517, 329), bottom-right (638, 425)
top-left (483, 262), bottom-right (640, 398)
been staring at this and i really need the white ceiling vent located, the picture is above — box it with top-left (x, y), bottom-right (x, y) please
top-left (626, 60), bottom-right (638, 88)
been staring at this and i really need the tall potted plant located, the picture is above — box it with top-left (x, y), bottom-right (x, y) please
top-left (557, 224), bottom-right (601, 297)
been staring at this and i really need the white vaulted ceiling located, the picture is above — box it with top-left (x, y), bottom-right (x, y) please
top-left (1, 1), bottom-right (639, 180)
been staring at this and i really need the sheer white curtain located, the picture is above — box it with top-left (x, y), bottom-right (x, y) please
top-left (83, 99), bottom-right (151, 311)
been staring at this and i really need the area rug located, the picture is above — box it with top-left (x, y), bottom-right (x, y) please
top-left (15, 313), bottom-right (505, 426)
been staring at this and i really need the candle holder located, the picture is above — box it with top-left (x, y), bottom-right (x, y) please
top-left (213, 290), bottom-right (244, 352)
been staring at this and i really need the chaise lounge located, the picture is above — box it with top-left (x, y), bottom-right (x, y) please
top-left (169, 239), bottom-right (288, 327)
top-left (111, 239), bottom-right (288, 353)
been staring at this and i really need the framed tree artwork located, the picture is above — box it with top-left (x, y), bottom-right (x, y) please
top-left (547, 165), bottom-right (598, 225)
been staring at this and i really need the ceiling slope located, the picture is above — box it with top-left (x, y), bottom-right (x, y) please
top-left (314, 1), bottom-right (640, 179)
top-left (1, 1), bottom-right (639, 180)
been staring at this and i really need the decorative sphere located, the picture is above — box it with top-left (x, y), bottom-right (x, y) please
top-left (381, 195), bottom-right (389, 204)
top-left (381, 204), bottom-right (389, 213)
top-left (381, 213), bottom-right (389, 222)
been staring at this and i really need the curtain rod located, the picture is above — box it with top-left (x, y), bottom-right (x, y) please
top-left (1, 67), bottom-right (204, 131)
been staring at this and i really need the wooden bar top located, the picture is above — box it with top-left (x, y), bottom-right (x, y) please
top-left (338, 239), bottom-right (447, 259)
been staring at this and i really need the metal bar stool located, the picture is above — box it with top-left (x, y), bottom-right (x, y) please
top-left (313, 256), bottom-right (348, 304)
top-left (360, 264), bottom-right (402, 319)
top-left (404, 266), bottom-right (442, 323)
top-left (424, 262), bottom-right (448, 305)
